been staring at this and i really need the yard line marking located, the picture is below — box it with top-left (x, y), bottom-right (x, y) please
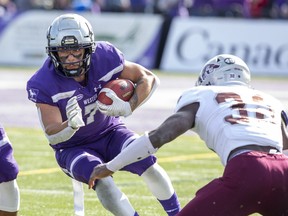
top-left (158, 153), bottom-right (216, 163)
top-left (19, 167), bottom-right (61, 176)
top-left (18, 153), bottom-right (217, 176)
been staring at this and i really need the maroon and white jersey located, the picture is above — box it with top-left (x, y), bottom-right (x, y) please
top-left (175, 85), bottom-right (284, 165)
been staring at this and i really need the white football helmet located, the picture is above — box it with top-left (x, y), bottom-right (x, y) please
top-left (46, 13), bottom-right (96, 77)
top-left (195, 54), bottom-right (251, 86)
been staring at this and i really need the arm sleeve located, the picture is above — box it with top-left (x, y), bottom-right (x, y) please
top-left (106, 132), bottom-right (157, 172)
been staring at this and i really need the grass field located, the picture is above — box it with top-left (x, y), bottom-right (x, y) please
top-left (6, 127), bottom-right (224, 216)
top-left (2, 68), bottom-right (282, 215)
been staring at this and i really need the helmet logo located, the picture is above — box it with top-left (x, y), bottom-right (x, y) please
top-left (224, 57), bottom-right (235, 64)
top-left (202, 64), bottom-right (219, 79)
top-left (62, 36), bottom-right (78, 46)
top-left (197, 64), bottom-right (219, 85)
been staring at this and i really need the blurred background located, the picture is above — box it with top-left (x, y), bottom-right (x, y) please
top-left (0, 0), bottom-right (288, 75)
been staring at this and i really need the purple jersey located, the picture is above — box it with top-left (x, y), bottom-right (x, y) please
top-left (26, 41), bottom-right (157, 182)
top-left (0, 124), bottom-right (19, 183)
top-left (26, 41), bottom-right (128, 150)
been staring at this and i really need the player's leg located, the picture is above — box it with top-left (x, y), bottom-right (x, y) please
top-left (178, 152), bottom-right (273, 216)
top-left (121, 157), bottom-right (180, 215)
top-left (108, 129), bottom-right (180, 215)
top-left (255, 153), bottom-right (288, 216)
top-left (0, 144), bottom-right (20, 216)
top-left (95, 177), bottom-right (138, 216)
top-left (141, 163), bottom-right (180, 216)
top-left (55, 147), bottom-right (138, 216)
top-left (0, 180), bottom-right (20, 216)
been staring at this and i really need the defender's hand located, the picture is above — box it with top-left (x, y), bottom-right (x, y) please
top-left (88, 164), bottom-right (114, 189)
top-left (66, 96), bottom-right (85, 129)
top-left (96, 89), bottom-right (132, 117)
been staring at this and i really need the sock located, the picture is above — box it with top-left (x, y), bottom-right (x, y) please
top-left (158, 192), bottom-right (181, 216)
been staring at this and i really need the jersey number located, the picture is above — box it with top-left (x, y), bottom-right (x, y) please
top-left (84, 101), bottom-right (98, 125)
top-left (215, 92), bottom-right (275, 125)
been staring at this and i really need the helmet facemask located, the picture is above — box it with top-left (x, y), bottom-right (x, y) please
top-left (46, 14), bottom-right (95, 78)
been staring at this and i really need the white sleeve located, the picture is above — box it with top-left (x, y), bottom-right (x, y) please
top-left (106, 132), bottom-right (158, 172)
top-left (45, 127), bottom-right (78, 145)
top-left (174, 88), bottom-right (200, 113)
top-left (37, 107), bottom-right (78, 145)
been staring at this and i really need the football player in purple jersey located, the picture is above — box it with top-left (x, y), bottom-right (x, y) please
top-left (26, 13), bottom-right (180, 216)
top-left (89, 54), bottom-right (288, 216)
top-left (0, 124), bottom-right (20, 216)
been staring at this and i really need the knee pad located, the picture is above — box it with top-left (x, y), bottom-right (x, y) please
top-left (95, 177), bottom-right (135, 216)
top-left (0, 180), bottom-right (20, 212)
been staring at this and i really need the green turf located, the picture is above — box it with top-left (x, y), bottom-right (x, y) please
top-left (6, 127), bottom-right (261, 216)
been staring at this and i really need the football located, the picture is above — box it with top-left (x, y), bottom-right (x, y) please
top-left (98, 79), bottom-right (135, 105)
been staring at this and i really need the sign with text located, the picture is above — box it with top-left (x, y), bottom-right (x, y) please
top-left (161, 17), bottom-right (288, 75)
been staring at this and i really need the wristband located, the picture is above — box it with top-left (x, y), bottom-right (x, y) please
top-left (107, 132), bottom-right (157, 172)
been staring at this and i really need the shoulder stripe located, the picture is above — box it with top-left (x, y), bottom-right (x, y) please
top-left (52, 90), bottom-right (76, 103)
top-left (99, 64), bottom-right (124, 82)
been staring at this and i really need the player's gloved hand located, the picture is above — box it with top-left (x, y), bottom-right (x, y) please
top-left (96, 88), bottom-right (132, 117)
top-left (66, 96), bottom-right (85, 129)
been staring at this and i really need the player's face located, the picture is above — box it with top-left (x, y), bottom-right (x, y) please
top-left (57, 48), bottom-right (85, 70)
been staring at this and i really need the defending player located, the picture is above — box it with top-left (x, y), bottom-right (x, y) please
top-left (26, 13), bottom-right (180, 216)
top-left (0, 124), bottom-right (20, 216)
top-left (89, 54), bottom-right (288, 216)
